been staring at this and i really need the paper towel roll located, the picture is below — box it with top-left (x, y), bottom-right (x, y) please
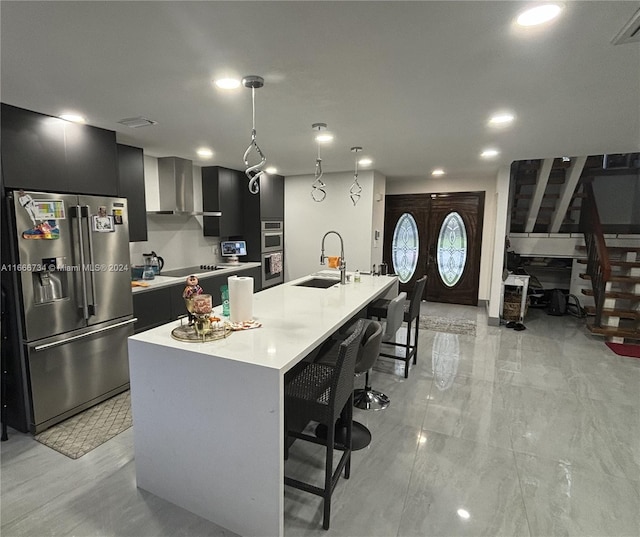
top-left (228, 276), bottom-right (253, 322)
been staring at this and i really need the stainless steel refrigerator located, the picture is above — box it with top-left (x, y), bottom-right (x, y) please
top-left (4, 190), bottom-right (135, 434)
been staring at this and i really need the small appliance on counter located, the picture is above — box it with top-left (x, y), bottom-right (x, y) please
top-left (142, 251), bottom-right (164, 275)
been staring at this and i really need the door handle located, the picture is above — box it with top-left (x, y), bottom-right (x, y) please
top-left (71, 205), bottom-right (90, 320)
top-left (81, 205), bottom-right (97, 316)
top-left (33, 318), bottom-right (137, 351)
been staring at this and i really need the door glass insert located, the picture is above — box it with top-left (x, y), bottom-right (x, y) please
top-left (391, 213), bottom-right (419, 283)
top-left (437, 211), bottom-right (467, 287)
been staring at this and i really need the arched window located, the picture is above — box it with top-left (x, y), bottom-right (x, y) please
top-left (437, 212), bottom-right (467, 287)
top-left (391, 213), bottom-right (419, 283)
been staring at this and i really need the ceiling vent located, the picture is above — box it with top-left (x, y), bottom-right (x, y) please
top-left (611, 8), bottom-right (640, 45)
top-left (117, 116), bottom-right (158, 128)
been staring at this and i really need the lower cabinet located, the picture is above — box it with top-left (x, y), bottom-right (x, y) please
top-left (133, 286), bottom-right (179, 333)
top-left (133, 267), bottom-right (264, 333)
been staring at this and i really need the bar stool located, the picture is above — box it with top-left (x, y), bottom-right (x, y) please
top-left (367, 275), bottom-right (427, 378)
top-left (354, 292), bottom-right (406, 410)
top-left (284, 319), bottom-right (365, 531)
top-left (314, 319), bottom-right (383, 450)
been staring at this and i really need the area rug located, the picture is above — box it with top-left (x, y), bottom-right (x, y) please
top-left (34, 391), bottom-right (132, 459)
top-left (605, 342), bottom-right (640, 358)
top-left (419, 316), bottom-right (476, 337)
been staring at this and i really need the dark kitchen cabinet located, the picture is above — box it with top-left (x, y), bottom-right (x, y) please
top-left (1, 103), bottom-right (118, 195)
top-left (202, 166), bottom-right (244, 237)
top-left (241, 173), bottom-right (285, 262)
top-left (133, 286), bottom-right (176, 333)
top-left (117, 144), bottom-right (147, 242)
top-left (259, 173), bottom-right (284, 221)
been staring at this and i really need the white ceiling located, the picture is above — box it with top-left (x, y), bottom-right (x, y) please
top-left (2, 1), bottom-right (639, 182)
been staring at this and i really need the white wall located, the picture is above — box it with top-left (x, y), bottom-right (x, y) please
top-left (386, 173), bottom-right (498, 303)
top-left (284, 170), bottom-right (384, 281)
top-left (593, 174), bottom-right (639, 224)
top-left (129, 157), bottom-right (221, 270)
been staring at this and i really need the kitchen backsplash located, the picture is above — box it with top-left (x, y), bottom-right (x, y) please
top-left (128, 214), bottom-right (222, 270)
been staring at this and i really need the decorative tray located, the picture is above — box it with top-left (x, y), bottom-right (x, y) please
top-left (171, 323), bottom-right (232, 343)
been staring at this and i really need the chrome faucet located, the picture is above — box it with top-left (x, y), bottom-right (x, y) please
top-left (320, 230), bottom-right (347, 284)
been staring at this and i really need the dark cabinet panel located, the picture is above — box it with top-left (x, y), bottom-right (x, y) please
top-left (1, 103), bottom-right (118, 195)
top-left (260, 174), bottom-right (284, 221)
top-left (117, 144), bottom-right (147, 242)
top-left (133, 287), bottom-right (175, 333)
top-left (202, 166), bottom-right (244, 237)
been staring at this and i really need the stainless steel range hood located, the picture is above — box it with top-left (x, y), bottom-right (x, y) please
top-left (150, 156), bottom-right (222, 216)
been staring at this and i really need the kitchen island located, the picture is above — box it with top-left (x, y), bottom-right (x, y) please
top-left (127, 272), bottom-right (398, 537)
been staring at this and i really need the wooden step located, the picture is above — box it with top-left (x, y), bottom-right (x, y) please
top-left (577, 259), bottom-right (640, 269)
top-left (586, 320), bottom-right (640, 340)
top-left (579, 273), bottom-right (640, 284)
top-left (584, 306), bottom-right (640, 320)
top-left (581, 289), bottom-right (640, 300)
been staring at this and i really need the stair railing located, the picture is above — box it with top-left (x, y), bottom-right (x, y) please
top-left (579, 180), bottom-right (611, 326)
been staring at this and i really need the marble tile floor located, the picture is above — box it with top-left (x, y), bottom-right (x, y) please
top-left (2, 303), bottom-right (639, 537)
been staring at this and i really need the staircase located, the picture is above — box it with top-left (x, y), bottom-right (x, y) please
top-left (577, 182), bottom-right (640, 343)
top-left (510, 154), bottom-right (640, 234)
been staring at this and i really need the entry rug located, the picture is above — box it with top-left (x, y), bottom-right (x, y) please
top-left (419, 316), bottom-right (476, 337)
top-left (34, 391), bottom-right (132, 459)
top-left (605, 342), bottom-right (640, 359)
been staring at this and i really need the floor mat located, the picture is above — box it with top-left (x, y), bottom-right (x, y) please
top-left (419, 316), bottom-right (476, 337)
top-left (605, 342), bottom-right (640, 358)
top-left (34, 391), bottom-right (132, 459)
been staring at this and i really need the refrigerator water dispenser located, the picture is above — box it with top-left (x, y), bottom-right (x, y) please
top-left (32, 259), bottom-right (68, 304)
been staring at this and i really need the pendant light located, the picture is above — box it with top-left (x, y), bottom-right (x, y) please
top-left (311, 123), bottom-right (328, 202)
top-left (242, 75), bottom-right (267, 194)
top-left (349, 146), bottom-right (363, 206)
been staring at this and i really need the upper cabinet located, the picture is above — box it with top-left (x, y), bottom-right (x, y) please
top-left (117, 144), bottom-right (147, 242)
top-left (258, 173), bottom-right (284, 221)
top-left (1, 103), bottom-right (118, 196)
top-left (201, 166), bottom-right (244, 237)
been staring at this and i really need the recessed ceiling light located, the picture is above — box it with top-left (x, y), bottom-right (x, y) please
top-left (358, 158), bottom-right (372, 167)
top-left (59, 113), bottom-right (86, 123)
top-left (196, 148), bottom-right (213, 158)
top-left (214, 78), bottom-right (241, 90)
top-left (432, 169), bottom-right (445, 176)
top-left (481, 148), bottom-right (500, 158)
top-left (516, 4), bottom-right (563, 27)
top-left (315, 132), bottom-right (334, 143)
top-left (265, 166), bottom-right (278, 174)
top-left (457, 508), bottom-right (471, 520)
top-left (488, 113), bottom-right (515, 126)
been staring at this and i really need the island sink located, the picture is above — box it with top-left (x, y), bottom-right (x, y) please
top-left (294, 278), bottom-right (340, 289)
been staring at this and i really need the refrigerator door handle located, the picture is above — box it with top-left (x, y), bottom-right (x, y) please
top-left (32, 318), bottom-right (138, 351)
top-left (71, 205), bottom-right (90, 320)
top-left (81, 205), bottom-right (98, 316)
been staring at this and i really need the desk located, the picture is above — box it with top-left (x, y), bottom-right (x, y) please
top-left (500, 273), bottom-right (530, 323)
top-left (127, 273), bottom-right (398, 537)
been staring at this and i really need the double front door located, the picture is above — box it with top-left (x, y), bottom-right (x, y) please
top-left (383, 192), bottom-right (485, 306)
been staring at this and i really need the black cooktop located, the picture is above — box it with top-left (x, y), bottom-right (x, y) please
top-left (161, 265), bottom-right (221, 278)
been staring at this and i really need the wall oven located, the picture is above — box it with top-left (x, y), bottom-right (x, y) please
top-left (261, 221), bottom-right (283, 253)
top-left (262, 251), bottom-right (284, 288)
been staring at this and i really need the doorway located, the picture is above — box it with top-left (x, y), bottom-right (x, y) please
top-left (383, 192), bottom-right (485, 305)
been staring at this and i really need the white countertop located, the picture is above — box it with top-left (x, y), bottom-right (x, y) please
top-left (130, 263), bottom-right (260, 293)
top-left (129, 272), bottom-right (398, 372)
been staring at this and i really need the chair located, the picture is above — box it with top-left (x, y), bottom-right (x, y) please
top-left (314, 319), bottom-right (384, 450)
top-left (284, 319), bottom-right (365, 531)
top-left (353, 292), bottom-right (406, 411)
top-left (367, 275), bottom-right (427, 378)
